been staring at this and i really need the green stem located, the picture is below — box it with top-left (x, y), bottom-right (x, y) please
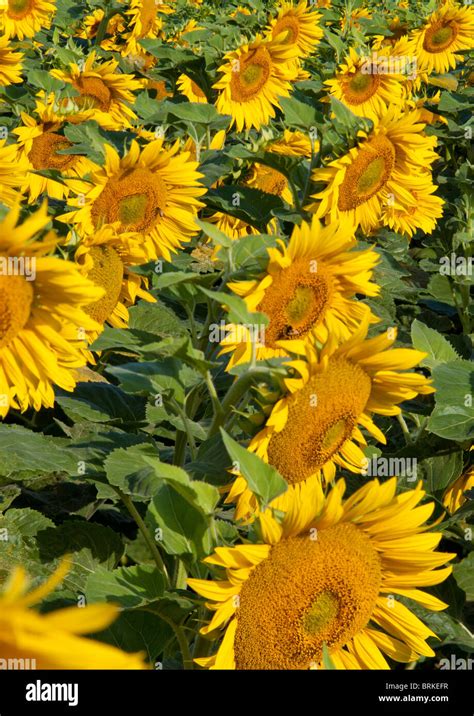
top-left (208, 367), bottom-right (268, 437)
top-left (145, 608), bottom-right (194, 670)
top-left (397, 413), bottom-right (412, 445)
top-left (95, 3), bottom-right (113, 46)
top-left (115, 488), bottom-right (170, 585)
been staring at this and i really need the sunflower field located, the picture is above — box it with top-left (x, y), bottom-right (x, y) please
top-left (0, 0), bottom-right (473, 679)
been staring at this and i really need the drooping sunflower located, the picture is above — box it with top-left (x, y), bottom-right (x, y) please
top-left (310, 107), bottom-right (440, 234)
top-left (409, 1), bottom-right (474, 75)
top-left (75, 224), bottom-right (156, 343)
top-left (177, 74), bottom-right (208, 103)
top-left (0, 0), bottom-right (56, 40)
top-left (0, 34), bottom-right (23, 85)
top-left (59, 139), bottom-right (206, 261)
top-left (229, 318), bottom-right (434, 520)
top-left (190, 477), bottom-right (454, 670)
top-left (220, 217), bottom-right (380, 370)
top-left (12, 109), bottom-right (96, 203)
top-left (50, 52), bottom-right (144, 131)
top-left (326, 48), bottom-right (406, 122)
top-left (266, 1), bottom-right (323, 57)
top-left (0, 557), bottom-right (147, 668)
top-left (381, 173), bottom-right (444, 238)
top-left (124, 0), bottom-right (165, 55)
top-left (443, 464), bottom-right (474, 514)
top-left (0, 139), bottom-right (28, 207)
top-left (0, 204), bottom-right (104, 419)
top-left (214, 35), bottom-right (299, 131)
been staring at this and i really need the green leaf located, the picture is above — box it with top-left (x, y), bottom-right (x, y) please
top-left (411, 320), bottom-right (459, 369)
top-left (199, 286), bottom-right (269, 327)
top-left (104, 444), bottom-right (162, 501)
top-left (419, 451), bottom-right (464, 494)
top-left (453, 553), bottom-right (474, 601)
top-left (427, 361), bottom-right (474, 442)
top-left (56, 383), bottom-right (146, 424)
top-left (63, 121), bottom-right (106, 163)
top-left (96, 610), bottom-right (173, 665)
top-left (0, 425), bottom-right (78, 480)
top-left (107, 358), bottom-right (200, 403)
top-left (205, 185), bottom-right (285, 228)
top-left (220, 430), bottom-right (287, 510)
top-left (85, 565), bottom-right (165, 608)
top-left (195, 218), bottom-right (233, 248)
top-left (146, 484), bottom-right (213, 557)
top-left (36, 521), bottom-right (124, 592)
top-left (0, 508), bottom-right (55, 583)
top-left (279, 96), bottom-right (322, 130)
top-left (144, 459), bottom-right (219, 557)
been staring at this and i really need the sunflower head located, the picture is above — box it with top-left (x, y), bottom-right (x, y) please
top-left (411, 1), bottom-right (474, 75)
top-left (228, 317), bottom-right (434, 520)
top-left (191, 477), bottom-right (454, 669)
top-left (220, 217), bottom-right (380, 370)
top-left (267, 0), bottom-right (323, 57)
top-left (0, 0), bottom-right (56, 39)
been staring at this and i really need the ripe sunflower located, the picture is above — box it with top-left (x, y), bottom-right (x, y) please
top-left (0, 34), bottom-right (23, 85)
top-left (0, 558), bottom-right (147, 668)
top-left (326, 48), bottom-right (405, 122)
top-left (50, 52), bottom-right (144, 131)
top-left (214, 35), bottom-right (299, 131)
top-left (177, 74), bottom-right (208, 103)
top-left (0, 204), bottom-right (104, 419)
top-left (75, 224), bottom-right (155, 341)
top-left (220, 217), bottom-right (380, 370)
top-left (410, 1), bottom-right (474, 75)
top-left (0, 0), bottom-right (55, 40)
top-left (0, 139), bottom-right (28, 207)
top-left (310, 107), bottom-right (440, 234)
top-left (266, 1), bottom-right (323, 57)
top-left (229, 318), bottom-right (434, 520)
top-left (190, 477), bottom-right (454, 669)
top-left (59, 139), bottom-right (206, 261)
top-left (12, 109), bottom-right (95, 203)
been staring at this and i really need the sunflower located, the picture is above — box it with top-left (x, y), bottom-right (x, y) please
top-left (443, 464), bottom-right (474, 514)
top-left (0, 204), bottom-right (104, 419)
top-left (246, 162), bottom-right (294, 205)
top-left (381, 173), bottom-right (444, 238)
top-left (229, 318), bottom-right (434, 520)
top-left (0, 557), bottom-right (147, 669)
top-left (266, 1), bottom-right (323, 57)
top-left (190, 477), bottom-right (454, 669)
top-left (209, 212), bottom-right (263, 241)
top-left (58, 139), bottom-right (206, 261)
top-left (340, 7), bottom-right (372, 32)
top-left (0, 0), bottom-right (56, 40)
top-left (177, 74), bottom-right (208, 103)
top-left (0, 34), bottom-right (22, 85)
top-left (267, 128), bottom-right (314, 157)
top-left (220, 217), bottom-right (380, 370)
top-left (326, 48), bottom-right (406, 122)
top-left (12, 109), bottom-right (96, 203)
top-left (75, 224), bottom-right (156, 342)
top-left (310, 107), bottom-right (440, 234)
top-left (0, 139), bottom-right (28, 207)
top-left (50, 52), bottom-right (144, 131)
top-left (410, 1), bottom-right (474, 75)
top-left (78, 8), bottom-right (126, 51)
top-left (214, 35), bottom-right (299, 131)
top-left (147, 78), bottom-right (172, 100)
top-left (124, 0), bottom-right (165, 55)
